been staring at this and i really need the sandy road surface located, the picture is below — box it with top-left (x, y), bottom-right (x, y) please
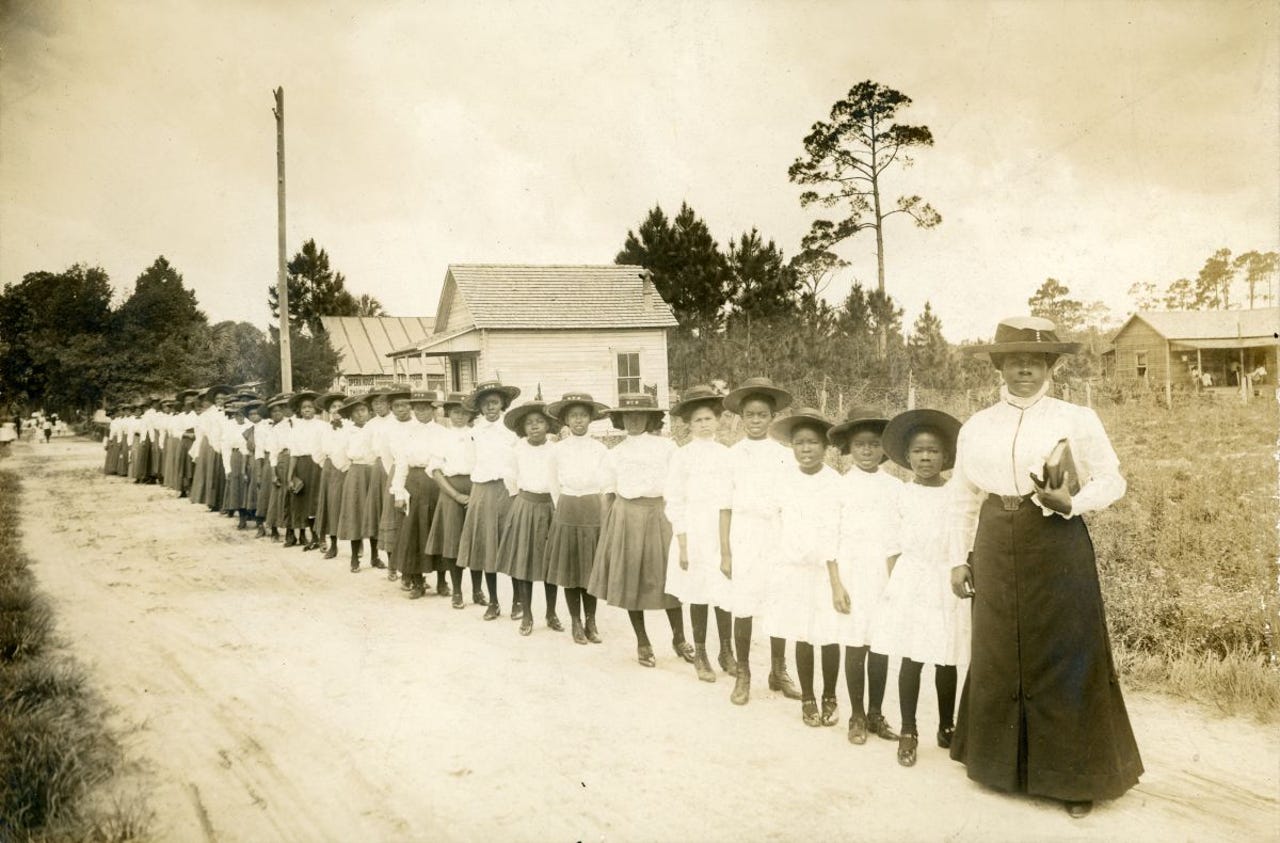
top-left (8, 439), bottom-right (1280, 842)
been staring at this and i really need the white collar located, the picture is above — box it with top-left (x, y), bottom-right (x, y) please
top-left (1000, 379), bottom-right (1052, 410)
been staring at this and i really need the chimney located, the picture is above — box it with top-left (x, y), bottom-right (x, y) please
top-left (640, 270), bottom-right (655, 311)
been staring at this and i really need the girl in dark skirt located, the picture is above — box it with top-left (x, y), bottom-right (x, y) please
top-left (257, 397), bottom-right (286, 538)
top-left (336, 395), bottom-right (381, 572)
top-left (456, 381), bottom-right (520, 620)
top-left (545, 392), bottom-right (609, 644)
top-left (495, 401), bottom-right (560, 636)
top-left (286, 391), bottom-right (327, 550)
top-left (429, 393), bottom-right (480, 609)
top-left (390, 391), bottom-right (447, 599)
top-left (947, 317), bottom-right (1142, 818)
top-left (242, 402), bottom-right (263, 523)
top-left (266, 395), bottom-right (295, 543)
top-left (314, 393), bottom-right (348, 558)
top-left (221, 402), bottom-right (253, 526)
top-left (365, 389), bottom-right (404, 575)
top-left (587, 393), bottom-right (694, 668)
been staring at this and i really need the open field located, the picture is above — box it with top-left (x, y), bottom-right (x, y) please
top-left (1, 435), bottom-right (1277, 841)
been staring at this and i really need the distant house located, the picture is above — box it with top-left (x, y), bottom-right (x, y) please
top-left (319, 316), bottom-right (446, 394)
top-left (1103, 308), bottom-right (1278, 390)
top-left (386, 264), bottom-right (678, 407)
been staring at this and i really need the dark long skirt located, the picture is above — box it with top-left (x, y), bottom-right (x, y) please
top-left (587, 496), bottom-right (678, 611)
top-left (425, 475), bottom-right (471, 560)
top-left (245, 453), bottom-right (259, 513)
top-left (265, 459), bottom-right (288, 528)
top-left (114, 438), bottom-right (130, 476)
top-left (393, 467), bottom-right (441, 577)
top-left (180, 434), bottom-right (195, 495)
top-left (314, 459), bottom-right (344, 537)
top-left (130, 442), bottom-right (146, 481)
top-left (104, 439), bottom-right (118, 475)
top-left (545, 493), bottom-right (601, 589)
top-left (148, 435), bottom-right (163, 478)
top-left (288, 455), bottom-right (322, 528)
top-left (495, 491), bottom-right (554, 581)
top-left (338, 463), bottom-right (378, 540)
top-left (207, 452), bottom-right (226, 511)
top-left (950, 494), bottom-right (1143, 802)
top-left (255, 458), bottom-right (272, 519)
top-left (375, 460), bottom-right (403, 562)
top-left (224, 451), bottom-right (248, 512)
top-left (457, 480), bottom-right (512, 574)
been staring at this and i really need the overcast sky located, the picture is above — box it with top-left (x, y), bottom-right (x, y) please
top-left (2, 0), bottom-right (1276, 341)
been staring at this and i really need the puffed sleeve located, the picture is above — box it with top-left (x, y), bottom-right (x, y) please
top-left (1054, 405), bottom-right (1126, 518)
top-left (946, 424), bottom-right (986, 568)
top-left (599, 446), bottom-right (618, 495)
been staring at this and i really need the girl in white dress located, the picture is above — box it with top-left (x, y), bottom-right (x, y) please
top-left (870, 409), bottom-right (967, 768)
top-left (829, 407), bottom-right (900, 745)
top-left (664, 385), bottom-right (733, 683)
top-left (767, 409), bottom-right (850, 728)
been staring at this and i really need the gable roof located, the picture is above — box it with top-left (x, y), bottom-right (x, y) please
top-left (440, 264), bottom-right (679, 330)
top-left (318, 316), bottom-right (440, 375)
top-left (1117, 308), bottom-right (1279, 343)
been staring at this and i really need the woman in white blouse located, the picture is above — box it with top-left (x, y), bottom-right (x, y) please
top-left (390, 392), bottom-right (448, 600)
top-left (336, 395), bottom-right (382, 572)
top-left (428, 393), bottom-right (482, 607)
top-left (313, 393), bottom-right (348, 558)
top-left (587, 393), bottom-right (694, 669)
top-left (947, 316), bottom-right (1142, 818)
top-left (495, 401), bottom-right (561, 637)
top-left (286, 391), bottom-right (329, 551)
top-left (544, 392), bottom-right (609, 645)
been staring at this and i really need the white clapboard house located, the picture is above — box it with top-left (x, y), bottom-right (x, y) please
top-left (386, 264), bottom-right (677, 407)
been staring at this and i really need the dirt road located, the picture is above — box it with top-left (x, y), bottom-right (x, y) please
top-left (9, 439), bottom-right (1279, 841)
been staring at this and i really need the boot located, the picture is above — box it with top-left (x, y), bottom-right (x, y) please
top-left (270, 527), bottom-right (281, 542)
top-left (730, 665), bottom-right (751, 705)
top-left (571, 618), bottom-right (588, 645)
top-left (436, 576), bottom-right (451, 597)
top-left (693, 645), bottom-right (716, 682)
top-left (717, 640), bottom-right (738, 677)
top-left (584, 616), bottom-right (602, 644)
top-left (409, 578), bottom-right (427, 599)
top-left (283, 529), bottom-right (297, 548)
top-left (768, 657), bottom-right (802, 700)
top-left (349, 550), bottom-right (361, 573)
top-left (237, 512), bottom-right (248, 530)
top-left (472, 589), bottom-right (488, 606)
top-left (483, 603), bottom-right (501, 621)
top-left (255, 522), bottom-right (266, 538)
top-left (323, 538), bottom-right (338, 560)
top-left (673, 638), bottom-right (695, 664)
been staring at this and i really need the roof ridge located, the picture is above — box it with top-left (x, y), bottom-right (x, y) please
top-left (449, 263), bottom-right (646, 269)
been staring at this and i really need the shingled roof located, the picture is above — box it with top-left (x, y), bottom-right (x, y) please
top-left (441, 264), bottom-right (678, 330)
top-left (318, 316), bottom-right (441, 375)
top-left (1126, 308), bottom-right (1279, 341)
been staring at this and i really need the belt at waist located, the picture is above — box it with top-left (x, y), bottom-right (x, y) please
top-left (617, 495), bottom-right (664, 506)
top-left (987, 492), bottom-right (1035, 511)
top-left (518, 490), bottom-right (552, 503)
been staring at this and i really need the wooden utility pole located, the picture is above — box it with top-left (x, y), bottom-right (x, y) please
top-left (273, 87), bottom-right (293, 392)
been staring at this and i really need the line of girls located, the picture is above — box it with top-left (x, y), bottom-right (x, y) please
top-left (102, 377), bottom-right (968, 767)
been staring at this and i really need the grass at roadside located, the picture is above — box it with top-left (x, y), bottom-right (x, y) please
top-left (0, 468), bottom-right (151, 841)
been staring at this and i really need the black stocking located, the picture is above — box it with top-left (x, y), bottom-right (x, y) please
top-left (514, 579), bottom-right (531, 613)
top-left (734, 616), bottom-right (753, 667)
top-left (485, 572), bottom-right (498, 606)
top-left (566, 587), bottom-right (582, 622)
top-left (582, 593), bottom-right (597, 621)
top-left (690, 604), bottom-right (709, 645)
top-left (868, 651), bottom-right (889, 714)
top-left (665, 606), bottom-right (686, 643)
top-left (899, 658), bottom-right (924, 734)
top-left (846, 646), bottom-right (869, 715)
top-left (544, 583), bottom-right (558, 617)
top-left (796, 642), bottom-right (815, 700)
top-left (770, 636), bottom-right (787, 663)
top-left (821, 644), bottom-right (840, 699)
top-left (714, 607), bottom-right (732, 648)
top-left (628, 610), bottom-right (651, 647)
top-left (449, 563), bottom-right (463, 593)
top-left (936, 665), bottom-right (958, 729)
top-left (470, 569), bottom-right (483, 594)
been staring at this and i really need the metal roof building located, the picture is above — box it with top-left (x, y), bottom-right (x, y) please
top-left (318, 316), bottom-right (446, 393)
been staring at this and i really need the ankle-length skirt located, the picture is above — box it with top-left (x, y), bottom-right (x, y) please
top-left (288, 454), bottom-right (322, 528)
top-left (223, 451), bottom-right (249, 512)
top-left (314, 459), bottom-right (345, 537)
top-left (337, 463), bottom-right (378, 540)
top-left (587, 496), bottom-right (679, 611)
top-left (393, 467), bottom-right (442, 577)
top-left (425, 475), bottom-right (471, 562)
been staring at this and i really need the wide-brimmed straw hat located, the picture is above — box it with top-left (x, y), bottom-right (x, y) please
top-left (547, 391), bottom-right (608, 422)
top-left (288, 390), bottom-right (320, 413)
top-left (769, 408), bottom-right (833, 444)
top-left (503, 400), bottom-right (558, 436)
top-left (828, 406), bottom-right (890, 453)
top-left (200, 384), bottom-right (233, 401)
top-left (243, 400), bottom-right (265, 415)
top-left (408, 389), bottom-right (443, 406)
top-left (265, 392), bottom-right (293, 409)
top-left (605, 393), bottom-right (665, 430)
top-left (881, 409), bottom-right (961, 471)
top-left (336, 394), bottom-right (371, 418)
top-left (966, 316), bottom-right (1082, 362)
top-left (176, 387), bottom-right (201, 400)
top-left (439, 392), bottom-right (478, 414)
top-left (671, 384), bottom-right (724, 421)
top-left (465, 380), bottom-right (521, 412)
top-left (379, 386), bottom-right (412, 404)
top-left (724, 376), bottom-right (793, 415)
top-left (316, 392), bottom-right (346, 412)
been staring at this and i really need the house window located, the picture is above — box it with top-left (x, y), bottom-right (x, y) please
top-left (1136, 351), bottom-right (1148, 379)
top-left (617, 352), bottom-right (641, 396)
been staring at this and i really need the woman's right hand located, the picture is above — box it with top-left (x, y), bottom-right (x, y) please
top-left (719, 551), bottom-right (732, 580)
top-left (455, 494), bottom-right (470, 506)
top-left (950, 564), bottom-right (975, 599)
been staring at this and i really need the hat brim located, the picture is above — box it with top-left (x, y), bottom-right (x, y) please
top-left (966, 341), bottom-right (1081, 361)
top-left (546, 399), bottom-right (609, 422)
top-left (881, 410), bottom-right (962, 471)
top-left (288, 391), bottom-right (320, 413)
top-left (465, 385), bottom-right (521, 412)
top-left (336, 396), bottom-right (371, 417)
top-left (724, 385), bottom-right (792, 415)
top-left (828, 417), bottom-right (889, 449)
top-left (672, 395), bottom-right (724, 420)
top-left (201, 385), bottom-right (233, 400)
top-left (605, 407), bottom-right (665, 430)
top-left (769, 413), bottom-right (833, 444)
top-left (503, 403), bottom-right (558, 435)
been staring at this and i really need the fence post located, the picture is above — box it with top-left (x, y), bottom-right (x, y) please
top-left (906, 370), bottom-right (916, 410)
top-left (1085, 381), bottom-right (1093, 408)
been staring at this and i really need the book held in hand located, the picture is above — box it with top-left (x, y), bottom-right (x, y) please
top-left (1042, 438), bottom-right (1080, 495)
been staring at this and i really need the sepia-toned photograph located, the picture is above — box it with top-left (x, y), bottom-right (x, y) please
top-left (1, 1), bottom-right (1277, 840)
